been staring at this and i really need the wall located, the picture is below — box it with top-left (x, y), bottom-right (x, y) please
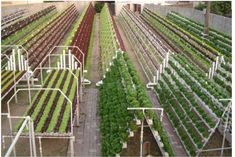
top-left (144, 4), bottom-right (232, 36)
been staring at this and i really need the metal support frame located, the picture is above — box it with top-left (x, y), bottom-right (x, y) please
top-left (48, 46), bottom-right (85, 78)
top-left (1, 45), bottom-right (31, 101)
top-left (7, 88), bottom-right (74, 135)
top-left (36, 46), bottom-right (86, 102)
top-left (196, 99), bottom-right (232, 157)
top-left (127, 107), bottom-right (164, 157)
top-left (2, 135), bottom-right (75, 157)
top-left (1, 113), bottom-right (36, 157)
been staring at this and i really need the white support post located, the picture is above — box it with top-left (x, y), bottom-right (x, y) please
top-left (60, 55), bottom-right (63, 69)
top-left (14, 85), bottom-right (18, 104)
top-left (166, 52), bottom-right (169, 67)
top-left (27, 73), bottom-right (32, 105)
top-left (211, 62), bottom-right (215, 78)
top-left (49, 54), bottom-right (51, 69)
top-left (13, 50), bottom-right (16, 71)
top-left (39, 137), bottom-right (43, 157)
top-left (153, 76), bottom-right (156, 84)
top-left (40, 63), bottom-right (43, 84)
top-left (127, 107), bottom-right (164, 157)
top-left (215, 56), bottom-right (219, 70)
top-left (30, 120), bottom-right (36, 157)
top-left (159, 64), bottom-right (162, 74)
top-left (220, 56), bottom-right (225, 64)
top-left (75, 62), bottom-right (78, 69)
top-left (208, 67), bottom-right (212, 79)
top-left (10, 55), bottom-right (13, 70)
top-left (8, 62), bottom-right (10, 71)
top-left (220, 104), bottom-right (231, 157)
top-left (63, 50), bottom-right (66, 68)
top-left (69, 50), bottom-right (72, 69)
top-left (28, 123), bottom-right (33, 157)
top-left (72, 56), bottom-right (74, 70)
top-left (18, 50), bottom-right (21, 71)
top-left (70, 137), bottom-right (74, 157)
top-left (140, 119), bottom-right (143, 157)
top-left (24, 61), bottom-right (27, 71)
top-left (4, 117), bottom-right (30, 157)
top-left (21, 56), bottom-right (24, 71)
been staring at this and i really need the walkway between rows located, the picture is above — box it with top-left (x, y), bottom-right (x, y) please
top-left (72, 14), bottom-right (101, 156)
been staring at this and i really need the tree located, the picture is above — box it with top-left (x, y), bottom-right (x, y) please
top-left (195, 1), bottom-right (232, 17)
top-left (94, 1), bottom-right (104, 13)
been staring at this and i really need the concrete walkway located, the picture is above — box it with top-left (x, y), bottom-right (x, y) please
top-left (72, 14), bottom-right (101, 156)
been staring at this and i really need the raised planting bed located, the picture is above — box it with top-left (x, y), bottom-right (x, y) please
top-left (69, 3), bottom-right (96, 64)
top-left (167, 12), bottom-right (231, 61)
top-left (99, 53), bottom-right (174, 156)
top-left (99, 4), bottom-right (120, 74)
top-left (141, 8), bottom-right (213, 73)
top-left (1, 5), bottom-right (78, 98)
top-left (16, 69), bottom-right (79, 134)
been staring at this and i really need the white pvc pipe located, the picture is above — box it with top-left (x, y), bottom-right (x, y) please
top-left (18, 50), bottom-right (21, 71)
top-left (159, 64), bottom-right (162, 74)
top-left (5, 117), bottom-right (30, 157)
top-left (208, 68), bottom-right (212, 79)
top-left (63, 50), bottom-right (66, 68)
top-left (71, 56), bottom-right (74, 70)
top-left (215, 56), bottom-right (219, 70)
top-left (13, 50), bottom-right (16, 71)
top-left (140, 120), bottom-right (143, 157)
top-left (69, 50), bottom-right (71, 69)
top-left (21, 56), bottom-right (24, 71)
top-left (24, 61), bottom-right (27, 71)
top-left (156, 70), bottom-right (159, 81)
top-left (60, 55), bottom-right (63, 69)
top-left (211, 62), bottom-right (215, 78)
top-left (10, 55), bottom-right (13, 70)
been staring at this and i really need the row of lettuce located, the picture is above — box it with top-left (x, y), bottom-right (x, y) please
top-left (99, 4), bottom-right (174, 156)
top-left (140, 7), bottom-right (231, 156)
top-left (15, 4), bottom-right (95, 134)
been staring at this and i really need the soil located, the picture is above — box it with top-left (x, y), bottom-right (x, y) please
top-left (199, 130), bottom-right (231, 157)
top-left (87, 14), bottom-right (102, 85)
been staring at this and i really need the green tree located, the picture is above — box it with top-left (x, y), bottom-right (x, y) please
top-left (195, 1), bottom-right (231, 17)
top-left (94, 1), bottom-right (104, 13)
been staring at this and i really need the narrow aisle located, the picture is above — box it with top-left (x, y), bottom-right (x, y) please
top-left (88, 14), bottom-right (101, 85)
top-left (73, 14), bottom-right (101, 156)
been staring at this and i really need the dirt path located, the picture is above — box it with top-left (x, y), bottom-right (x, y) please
top-left (73, 88), bottom-right (101, 156)
top-left (72, 14), bottom-right (101, 156)
top-left (115, 17), bottom-right (148, 85)
top-left (88, 14), bottom-right (101, 86)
